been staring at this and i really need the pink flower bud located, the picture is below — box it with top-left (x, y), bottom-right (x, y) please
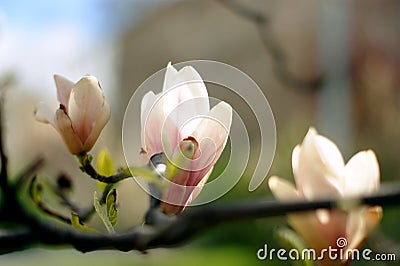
top-left (35, 75), bottom-right (110, 154)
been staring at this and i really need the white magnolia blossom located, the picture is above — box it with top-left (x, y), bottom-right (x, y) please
top-left (141, 62), bottom-right (232, 214)
top-left (268, 128), bottom-right (382, 265)
top-left (35, 75), bottom-right (110, 155)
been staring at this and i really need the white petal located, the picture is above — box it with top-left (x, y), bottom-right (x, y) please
top-left (295, 128), bottom-right (344, 199)
top-left (344, 150), bottom-right (380, 196)
top-left (268, 176), bottom-right (301, 201)
top-left (302, 128), bottom-right (345, 178)
top-left (291, 145), bottom-right (301, 177)
top-left (314, 134), bottom-right (345, 178)
top-left (54, 74), bottom-right (74, 112)
top-left (162, 62), bottom-right (179, 93)
top-left (34, 102), bottom-right (55, 126)
top-left (68, 75), bottom-right (104, 142)
top-left (162, 64), bottom-right (210, 138)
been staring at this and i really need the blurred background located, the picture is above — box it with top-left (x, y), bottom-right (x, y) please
top-left (1, 0), bottom-right (400, 265)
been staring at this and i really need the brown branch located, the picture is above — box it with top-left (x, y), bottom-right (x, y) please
top-left (0, 82), bottom-right (8, 191)
top-left (217, 0), bottom-right (323, 91)
top-left (1, 183), bottom-right (399, 254)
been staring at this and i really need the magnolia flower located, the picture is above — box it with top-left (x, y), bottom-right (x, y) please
top-left (35, 75), bottom-right (110, 155)
top-left (141, 62), bottom-right (232, 214)
top-left (268, 128), bottom-right (382, 265)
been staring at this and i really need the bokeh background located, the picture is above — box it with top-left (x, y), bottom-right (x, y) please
top-left (1, 0), bottom-right (399, 265)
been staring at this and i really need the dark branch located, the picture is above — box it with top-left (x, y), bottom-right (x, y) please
top-left (0, 228), bottom-right (35, 254)
top-left (0, 81), bottom-right (8, 191)
top-left (217, 0), bottom-right (323, 91)
top-left (1, 184), bottom-right (398, 254)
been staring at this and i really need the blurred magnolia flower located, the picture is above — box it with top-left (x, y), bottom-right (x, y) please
top-left (268, 128), bottom-right (382, 265)
top-left (35, 75), bottom-right (110, 155)
top-left (141, 62), bottom-right (232, 214)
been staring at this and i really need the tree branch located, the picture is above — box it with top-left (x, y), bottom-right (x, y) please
top-left (1, 184), bottom-right (398, 254)
top-left (216, 0), bottom-right (323, 91)
top-left (0, 81), bottom-right (9, 191)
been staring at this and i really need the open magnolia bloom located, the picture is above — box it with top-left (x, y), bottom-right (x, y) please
top-left (35, 75), bottom-right (110, 155)
top-left (141, 62), bottom-right (232, 214)
top-left (268, 128), bottom-right (382, 265)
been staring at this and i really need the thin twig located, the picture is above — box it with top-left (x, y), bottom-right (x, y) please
top-left (14, 157), bottom-right (45, 188)
top-left (78, 154), bottom-right (131, 183)
top-left (28, 176), bottom-right (71, 224)
top-left (62, 183), bottom-right (113, 222)
top-left (217, 0), bottom-right (323, 91)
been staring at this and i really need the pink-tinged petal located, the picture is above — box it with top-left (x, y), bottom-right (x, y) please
top-left (54, 109), bottom-right (84, 154)
top-left (162, 64), bottom-right (210, 138)
top-left (140, 91), bottom-right (158, 148)
top-left (287, 213), bottom-right (330, 254)
top-left (346, 206), bottom-right (382, 252)
top-left (268, 177), bottom-right (330, 253)
top-left (161, 188), bottom-right (186, 215)
top-left (268, 176), bottom-right (301, 201)
top-left (162, 167), bottom-right (211, 215)
top-left (295, 128), bottom-right (344, 199)
top-left (344, 150), bottom-right (380, 196)
top-left (142, 93), bottom-right (179, 157)
top-left (315, 210), bottom-right (348, 248)
top-left (68, 75), bottom-right (105, 143)
top-left (161, 139), bottom-right (198, 214)
top-left (187, 102), bottom-right (232, 186)
top-left (82, 100), bottom-right (111, 152)
top-left (54, 75), bottom-right (74, 112)
top-left (161, 170), bottom-right (190, 215)
top-left (34, 102), bottom-right (55, 126)
top-left (183, 167), bottom-right (213, 207)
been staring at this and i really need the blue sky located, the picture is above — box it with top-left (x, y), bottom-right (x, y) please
top-left (0, 0), bottom-right (171, 99)
top-left (1, 0), bottom-right (105, 35)
top-left (0, 0), bottom-right (118, 98)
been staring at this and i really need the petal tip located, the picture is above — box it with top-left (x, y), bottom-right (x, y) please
top-left (267, 176), bottom-right (280, 190)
